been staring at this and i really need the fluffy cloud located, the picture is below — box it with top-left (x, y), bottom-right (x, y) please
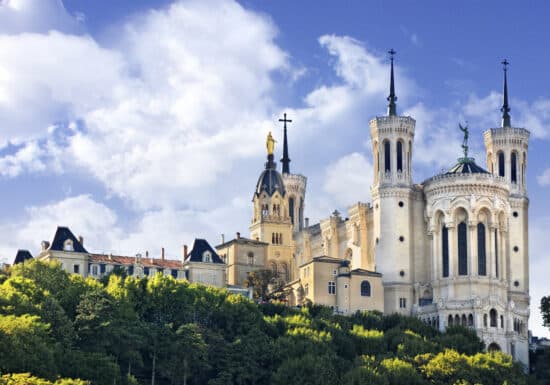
top-left (529, 217), bottom-right (550, 337)
top-left (537, 168), bottom-right (550, 186)
top-left (323, 152), bottom-right (373, 207)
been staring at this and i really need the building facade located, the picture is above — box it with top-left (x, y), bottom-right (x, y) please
top-left (218, 56), bottom-right (529, 366)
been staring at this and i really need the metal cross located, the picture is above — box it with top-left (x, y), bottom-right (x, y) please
top-left (388, 48), bottom-right (396, 61)
top-left (502, 59), bottom-right (509, 71)
top-left (278, 113), bottom-right (292, 129)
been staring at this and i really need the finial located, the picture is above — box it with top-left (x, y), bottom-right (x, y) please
top-left (459, 122), bottom-right (469, 160)
top-left (387, 49), bottom-right (397, 116)
top-left (279, 113), bottom-right (292, 174)
top-left (501, 59), bottom-right (511, 127)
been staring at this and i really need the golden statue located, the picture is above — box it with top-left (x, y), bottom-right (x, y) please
top-left (266, 131), bottom-right (276, 155)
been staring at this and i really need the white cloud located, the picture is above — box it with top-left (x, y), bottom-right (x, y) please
top-left (529, 217), bottom-right (550, 338)
top-left (0, 141), bottom-right (46, 177)
top-left (537, 168), bottom-right (550, 186)
top-left (323, 152), bottom-right (373, 207)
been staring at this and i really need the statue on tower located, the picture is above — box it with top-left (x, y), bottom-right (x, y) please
top-left (266, 131), bottom-right (276, 155)
top-left (459, 122), bottom-right (469, 158)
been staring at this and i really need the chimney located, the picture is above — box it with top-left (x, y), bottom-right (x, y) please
top-left (78, 235), bottom-right (84, 246)
top-left (183, 244), bottom-right (188, 260)
top-left (41, 241), bottom-right (50, 251)
top-left (221, 234), bottom-right (225, 244)
top-left (161, 247), bottom-right (165, 260)
top-left (236, 232), bottom-right (241, 239)
top-left (305, 217), bottom-right (310, 228)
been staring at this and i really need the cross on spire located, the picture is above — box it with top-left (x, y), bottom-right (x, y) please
top-left (279, 113), bottom-right (292, 174)
top-left (501, 59), bottom-right (511, 127)
top-left (387, 49), bottom-right (397, 116)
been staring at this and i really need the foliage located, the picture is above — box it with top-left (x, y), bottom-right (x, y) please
top-left (541, 296), bottom-right (550, 330)
top-left (0, 260), bottom-right (529, 385)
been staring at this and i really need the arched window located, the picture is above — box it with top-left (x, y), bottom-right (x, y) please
top-left (360, 280), bottom-right (371, 296)
top-left (477, 223), bottom-right (486, 276)
top-left (280, 264), bottom-right (289, 281)
top-left (442, 225), bottom-right (449, 277)
top-left (511, 152), bottom-right (517, 183)
top-left (468, 314), bottom-right (474, 327)
top-left (490, 309), bottom-right (497, 327)
top-left (495, 229), bottom-right (499, 278)
top-left (448, 315), bottom-right (453, 326)
top-left (500, 315), bottom-right (504, 328)
top-left (247, 252), bottom-right (254, 265)
top-left (498, 152), bottom-right (505, 177)
top-left (458, 222), bottom-right (468, 275)
top-left (461, 314), bottom-right (467, 326)
top-left (397, 141), bottom-right (403, 172)
top-left (271, 262), bottom-right (278, 274)
top-left (484, 314), bottom-right (488, 327)
top-left (384, 141), bottom-right (391, 172)
top-left (454, 314), bottom-right (460, 325)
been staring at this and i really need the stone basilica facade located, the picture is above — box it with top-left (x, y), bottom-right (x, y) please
top-left (217, 57), bottom-right (530, 366)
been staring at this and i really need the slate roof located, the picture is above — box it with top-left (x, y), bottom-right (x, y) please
top-left (299, 256), bottom-right (350, 268)
top-left (254, 155), bottom-right (286, 197)
top-left (89, 254), bottom-right (183, 269)
top-left (350, 268), bottom-right (382, 277)
top-left (185, 238), bottom-right (225, 264)
top-left (216, 236), bottom-right (268, 249)
top-left (49, 226), bottom-right (88, 253)
top-left (13, 249), bottom-right (33, 264)
top-left (446, 158), bottom-right (489, 175)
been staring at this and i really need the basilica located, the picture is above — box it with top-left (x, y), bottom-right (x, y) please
top-left (18, 54), bottom-right (530, 367)
top-left (217, 55), bottom-right (530, 366)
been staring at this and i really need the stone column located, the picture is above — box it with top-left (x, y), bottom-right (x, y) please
top-left (469, 221), bottom-right (477, 277)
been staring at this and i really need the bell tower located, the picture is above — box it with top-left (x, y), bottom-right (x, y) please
top-left (250, 131), bottom-right (294, 281)
top-left (370, 50), bottom-right (417, 314)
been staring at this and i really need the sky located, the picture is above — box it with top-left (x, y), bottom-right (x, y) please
top-left (0, 0), bottom-right (549, 337)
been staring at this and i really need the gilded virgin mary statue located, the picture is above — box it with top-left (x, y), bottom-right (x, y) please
top-left (266, 131), bottom-right (276, 155)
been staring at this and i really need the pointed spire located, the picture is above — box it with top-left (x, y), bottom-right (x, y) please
top-left (279, 113), bottom-right (292, 174)
top-left (501, 59), bottom-right (511, 127)
top-left (387, 49), bottom-right (397, 116)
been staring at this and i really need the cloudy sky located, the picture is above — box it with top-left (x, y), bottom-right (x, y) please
top-left (0, 0), bottom-right (549, 337)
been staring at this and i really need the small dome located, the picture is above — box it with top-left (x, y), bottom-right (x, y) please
top-left (445, 157), bottom-right (489, 174)
top-left (255, 155), bottom-right (286, 197)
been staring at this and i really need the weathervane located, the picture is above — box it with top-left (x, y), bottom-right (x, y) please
top-left (459, 122), bottom-right (469, 159)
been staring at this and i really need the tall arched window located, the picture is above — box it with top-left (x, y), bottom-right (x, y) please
top-left (384, 141), bottom-right (391, 172)
top-left (490, 309), bottom-right (497, 327)
top-left (458, 222), bottom-right (468, 275)
top-left (468, 314), bottom-right (474, 327)
top-left (477, 223), bottom-right (486, 276)
top-left (442, 225), bottom-right (449, 277)
top-left (495, 229), bottom-right (499, 278)
top-left (511, 152), bottom-right (517, 183)
top-left (360, 280), bottom-right (371, 296)
top-left (289, 197), bottom-right (295, 225)
top-left (498, 152), bottom-right (505, 177)
top-left (448, 314), bottom-right (453, 326)
top-left (397, 141), bottom-right (403, 172)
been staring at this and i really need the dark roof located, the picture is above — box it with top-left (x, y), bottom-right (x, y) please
top-left (350, 268), bottom-right (382, 277)
top-left (14, 249), bottom-right (33, 264)
top-left (185, 239), bottom-right (224, 264)
top-left (255, 154), bottom-right (286, 197)
top-left (446, 158), bottom-right (489, 175)
top-left (216, 237), bottom-right (268, 249)
top-left (49, 226), bottom-right (88, 253)
top-left (90, 254), bottom-right (183, 269)
top-left (300, 256), bottom-right (350, 268)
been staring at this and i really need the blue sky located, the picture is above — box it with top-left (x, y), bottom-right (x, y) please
top-left (0, 0), bottom-right (549, 337)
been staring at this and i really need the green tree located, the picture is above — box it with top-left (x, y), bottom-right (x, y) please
top-left (541, 296), bottom-right (550, 329)
top-left (271, 353), bottom-right (338, 385)
top-left (245, 269), bottom-right (288, 302)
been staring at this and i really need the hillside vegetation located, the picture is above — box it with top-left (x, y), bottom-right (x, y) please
top-left (0, 261), bottom-right (528, 385)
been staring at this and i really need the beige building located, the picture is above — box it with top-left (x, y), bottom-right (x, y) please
top-left (217, 57), bottom-right (530, 367)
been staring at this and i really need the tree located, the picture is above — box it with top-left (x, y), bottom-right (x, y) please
top-left (245, 269), bottom-right (289, 302)
top-left (541, 296), bottom-right (550, 329)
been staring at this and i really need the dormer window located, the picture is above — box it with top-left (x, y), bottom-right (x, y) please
top-left (63, 239), bottom-right (74, 252)
top-left (202, 251), bottom-right (212, 263)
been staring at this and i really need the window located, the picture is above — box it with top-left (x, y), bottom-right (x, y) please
top-left (248, 252), bottom-right (254, 265)
top-left (91, 265), bottom-right (98, 275)
top-left (500, 315), bottom-right (504, 328)
top-left (202, 251), bottom-right (212, 263)
top-left (171, 269), bottom-right (178, 278)
top-left (328, 281), bottom-right (336, 295)
top-left (261, 204), bottom-right (269, 217)
top-left (468, 314), bottom-right (474, 327)
top-left (384, 141), bottom-right (391, 172)
top-left (442, 226), bottom-right (449, 277)
top-left (144, 267), bottom-right (150, 276)
top-left (360, 280), bottom-right (371, 297)
top-left (332, 269), bottom-right (337, 276)
top-left (484, 314), bottom-right (488, 327)
top-left (397, 141), bottom-right (403, 172)
top-left (64, 239), bottom-right (74, 252)
top-left (458, 222), bottom-right (468, 275)
top-left (399, 298), bottom-right (407, 308)
top-left (498, 152), bottom-right (505, 177)
top-left (461, 314), bottom-right (467, 326)
top-left (511, 152), bottom-right (517, 183)
top-left (128, 265), bottom-right (134, 276)
top-left (477, 223), bottom-right (486, 276)
top-left (100, 264), bottom-right (106, 274)
top-left (73, 264), bottom-right (80, 274)
top-left (495, 229), bottom-right (499, 278)
top-left (448, 314), bottom-right (453, 326)
top-left (490, 309), bottom-right (497, 327)
top-left (304, 283), bottom-right (309, 296)
top-left (289, 197), bottom-right (295, 225)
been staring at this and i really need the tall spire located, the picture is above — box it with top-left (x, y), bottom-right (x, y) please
top-left (501, 59), bottom-right (511, 128)
top-left (279, 113), bottom-right (292, 174)
top-left (387, 49), bottom-right (397, 116)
